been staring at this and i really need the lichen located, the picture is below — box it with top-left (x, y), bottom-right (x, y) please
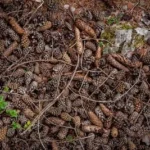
top-left (120, 23), bottom-right (133, 30)
top-left (133, 35), bottom-right (145, 48)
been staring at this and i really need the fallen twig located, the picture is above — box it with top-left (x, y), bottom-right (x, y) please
top-left (21, 55), bottom-right (80, 134)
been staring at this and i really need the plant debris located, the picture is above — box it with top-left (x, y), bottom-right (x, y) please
top-left (0, 0), bottom-right (150, 150)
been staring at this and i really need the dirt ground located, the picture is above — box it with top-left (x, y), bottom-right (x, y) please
top-left (0, 0), bottom-right (150, 150)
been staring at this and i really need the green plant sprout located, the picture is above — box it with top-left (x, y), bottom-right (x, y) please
top-left (24, 120), bottom-right (31, 129)
top-left (0, 96), bottom-right (8, 112)
top-left (99, 41), bottom-right (104, 48)
top-left (66, 135), bottom-right (74, 143)
top-left (12, 121), bottom-right (21, 129)
top-left (107, 16), bottom-right (119, 25)
top-left (3, 86), bottom-right (10, 92)
top-left (6, 109), bottom-right (18, 118)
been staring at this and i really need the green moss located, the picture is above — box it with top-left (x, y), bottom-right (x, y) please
top-left (133, 35), bottom-right (145, 48)
top-left (120, 24), bottom-right (133, 30)
top-left (101, 28), bottom-right (115, 41)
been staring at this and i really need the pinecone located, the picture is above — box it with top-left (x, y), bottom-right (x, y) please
top-left (36, 39), bottom-right (45, 53)
top-left (85, 41), bottom-right (97, 52)
top-left (7, 128), bottom-right (15, 137)
top-left (21, 33), bottom-right (30, 48)
top-left (57, 128), bottom-right (68, 140)
top-left (22, 94), bottom-right (33, 107)
top-left (12, 99), bottom-right (27, 110)
top-left (2, 117), bottom-right (11, 125)
top-left (60, 112), bottom-right (72, 121)
top-left (45, 117), bottom-right (65, 126)
top-left (18, 115), bottom-right (28, 124)
top-left (0, 40), bottom-right (5, 53)
top-left (141, 54), bottom-right (150, 65)
top-left (0, 127), bottom-right (7, 141)
top-left (72, 99), bottom-right (83, 107)
top-left (29, 81), bottom-right (38, 91)
top-left (53, 47), bottom-right (62, 59)
top-left (92, 9), bottom-right (101, 21)
top-left (115, 81), bottom-right (126, 93)
top-left (0, 20), bottom-right (7, 34)
top-left (7, 28), bottom-right (20, 41)
top-left (12, 68), bottom-right (25, 78)
top-left (72, 116), bottom-right (81, 127)
top-left (48, 106), bottom-right (62, 116)
top-left (40, 126), bottom-right (49, 138)
top-left (43, 30), bottom-right (51, 42)
top-left (25, 71), bottom-right (33, 86)
top-left (98, 91), bottom-right (106, 101)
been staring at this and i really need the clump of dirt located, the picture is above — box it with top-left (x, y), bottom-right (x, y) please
top-left (0, 0), bottom-right (150, 150)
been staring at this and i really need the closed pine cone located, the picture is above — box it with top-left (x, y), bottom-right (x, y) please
top-left (0, 126), bottom-right (7, 141)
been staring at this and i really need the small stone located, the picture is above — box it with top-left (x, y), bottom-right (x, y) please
top-left (115, 29), bottom-right (132, 47)
top-left (64, 4), bottom-right (70, 10)
top-left (122, 5), bottom-right (127, 11)
top-left (142, 134), bottom-right (150, 146)
top-left (70, 6), bottom-right (76, 13)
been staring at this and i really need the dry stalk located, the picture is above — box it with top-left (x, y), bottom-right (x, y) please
top-left (24, 0), bottom-right (44, 27)
top-left (70, 68), bottom-right (141, 103)
top-left (0, 59), bottom-right (75, 78)
top-left (38, 102), bottom-right (47, 150)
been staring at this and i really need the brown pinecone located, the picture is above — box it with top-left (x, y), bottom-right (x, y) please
top-left (48, 106), bottom-right (62, 116)
top-left (88, 111), bottom-right (103, 128)
top-left (141, 54), bottom-right (150, 65)
top-left (12, 99), bottom-right (27, 110)
top-left (60, 112), bottom-right (72, 121)
top-left (23, 108), bottom-right (35, 119)
top-left (40, 126), bottom-right (49, 138)
top-left (0, 20), bottom-right (7, 33)
top-left (8, 17), bottom-right (25, 35)
top-left (7, 82), bottom-right (19, 90)
top-left (72, 99), bottom-right (83, 107)
top-left (51, 141), bottom-right (59, 150)
top-left (0, 40), bottom-right (5, 53)
top-left (36, 39), bottom-right (45, 53)
top-left (12, 68), bottom-right (25, 78)
top-left (2, 117), bottom-right (11, 125)
top-left (115, 81), bottom-right (126, 93)
top-left (25, 71), bottom-right (33, 86)
top-left (21, 33), bottom-right (30, 48)
top-left (18, 115), bottom-right (28, 124)
top-left (43, 30), bottom-right (51, 42)
top-left (53, 47), bottom-right (62, 59)
top-left (3, 41), bottom-right (18, 58)
top-left (0, 127), bottom-right (7, 141)
top-left (22, 94), bottom-right (33, 107)
top-left (57, 128), bottom-right (68, 140)
top-left (37, 21), bottom-right (52, 31)
top-left (92, 9), bottom-right (101, 21)
top-left (72, 116), bottom-right (81, 127)
top-left (45, 117), bottom-right (65, 126)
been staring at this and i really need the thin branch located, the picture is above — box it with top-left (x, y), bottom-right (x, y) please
top-left (21, 55), bottom-right (80, 134)
top-left (24, 0), bottom-right (44, 27)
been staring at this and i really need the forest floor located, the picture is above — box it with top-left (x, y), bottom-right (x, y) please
top-left (0, 0), bottom-right (150, 150)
